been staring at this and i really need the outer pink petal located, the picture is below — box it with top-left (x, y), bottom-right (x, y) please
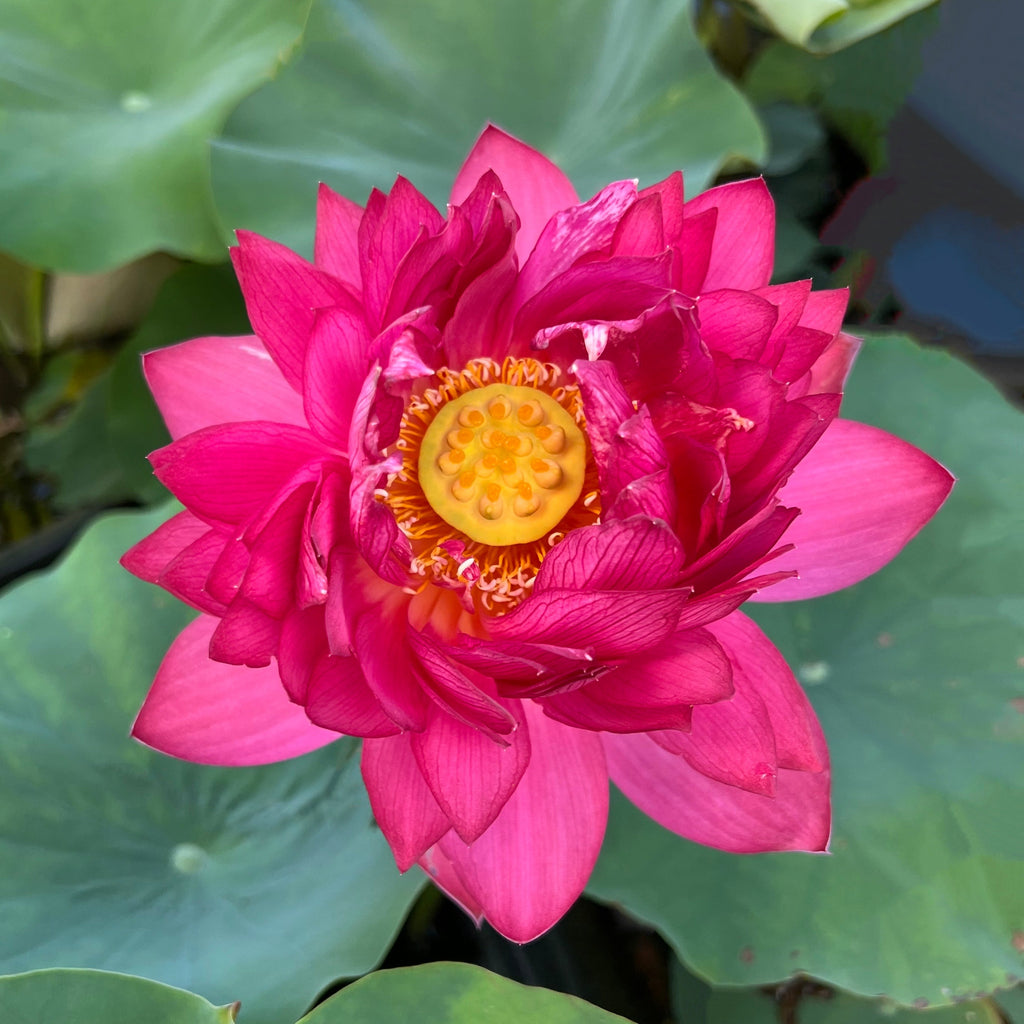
top-left (149, 422), bottom-right (324, 529)
top-left (303, 307), bottom-right (372, 449)
top-left (451, 125), bottom-right (579, 263)
top-left (362, 732), bottom-right (451, 871)
top-left (144, 336), bottom-right (308, 440)
top-left (707, 611), bottom-right (826, 772)
top-left (539, 689), bottom-right (694, 734)
top-left (655, 667), bottom-right (778, 797)
top-left (133, 615), bottom-right (337, 766)
top-left (604, 730), bottom-right (830, 853)
top-left (753, 419), bottom-right (954, 602)
top-left (121, 509), bottom-right (212, 582)
top-left (411, 702), bottom-right (530, 843)
top-left (419, 842), bottom-right (484, 923)
top-left (697, 289), bottom-right (778, 361)
top-left (802, 331), bottom-right (861, 396)
top-left (315, 182), bottom-right (363, 292)
top-left (683, 178), bottom-right (774, 292)
top-left (435, 702), bottom-right (608, 942)
top-left (231, 231), bottom-right (359, 391)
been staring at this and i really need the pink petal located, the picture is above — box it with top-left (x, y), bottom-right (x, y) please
top-left (303, 307), bottom-right (372, 449)
top-left (513, 181), bottom-right (640, 307)
top-left (419, 842), bottom-right (483, 922)
top-left (535, 517), bottom-right (684, 593)
top-left (798, 287), bottom-right (849, 336)
top-left (231, 231), bottom-right (359, 390)
top-left (158, 527), bottom-right (230, 615)
top-left (676, 206), bottom-right (717, 297)
top-left (409, 630), bottom-right (517, 738)
top-left (639, 171), bottom-right (683, 245)
top-left (584, 627), bottom-right (734, 708)
top-left (446, 636), bottom-right (594, 684)
top-left (350, 596), bottom-right (429, 732)
top-left (610, 193), bottom-right (665, 256)
top-left (656, 665), bottom-right (779, 797)
top-left (697, 289), bottom-right (778, 361)
top-left (491, 588), bottom-right (690, 659)
top-left (707, 611), bottom-right (826, 772)
top-left (304, 653), bottom-right (401, 737)
top-left (359, 177), bottom-right (444, 332)
top-left (753, 419), bottom-right (954, 602)
top-left (315, 182), bottom-right (363, 292)
top-left (239, 481), bottom-right (315, 617)
top-left (208, 598), bottom-right (280, 668)
top-left (411, 702), bottom-right (530, 842)
top-left (451, 124), bottom-right (579, 263)
top-left (539, 689), bottom-right (694, 734)
top-left (278, 605), bottom-right (327, 702)
top-left (133, 615), bottom-right (337, 766)
top-left (362, 732), bottom-right (450, 871)
top-left (434, 701), bottom-right (608, 942)
top-left (149, 422), bottom-right (324, 529)
top-left (802, 331), bottom-right (861, 396)
top-left (121, 509), bottom-right (212, 582)
top-left (144, 336), bottom-right (308, 440)
top-left (604, 730), bottom-right (830, 853)
top-left (755, 280), bottom-right (811, 343)
top-left (683, 178), bottom-right (774, 293)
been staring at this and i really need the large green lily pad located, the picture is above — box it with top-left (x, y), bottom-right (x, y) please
top-left (299, 962), bottom-right (632, 1023)
top-left (589, 335), bottom-right (1024, 1006)
top-left (0, 508), bottom-right (423, 1024)
top-left (739, 0), bottom-right (938, 52)
top-left (0, 969), bottom-right (236, 1024)
top-left (0, 0), bottom-right (310, 272)
top-left (210, 0), bottom-right (765, 256)
top-left (671, 957), bottom-right (1004, 1023)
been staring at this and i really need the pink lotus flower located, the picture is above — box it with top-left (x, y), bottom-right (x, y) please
top-left (123, 127), bottom-right (952, 942)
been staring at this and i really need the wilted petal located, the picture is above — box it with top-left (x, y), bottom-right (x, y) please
top-left (754, 419), bottom-right (954, 602)
top-left (133, 616), bottom-right (337, 766)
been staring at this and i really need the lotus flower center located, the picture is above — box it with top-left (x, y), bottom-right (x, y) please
top-left (418, 383), bottom-right (586, 546)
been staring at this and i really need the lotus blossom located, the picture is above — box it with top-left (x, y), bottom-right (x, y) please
top-left (123, 126), bottom-right (952, 942)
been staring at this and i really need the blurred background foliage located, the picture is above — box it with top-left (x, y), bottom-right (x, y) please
top-left (1, 0), bottom-right (1021, 1021)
